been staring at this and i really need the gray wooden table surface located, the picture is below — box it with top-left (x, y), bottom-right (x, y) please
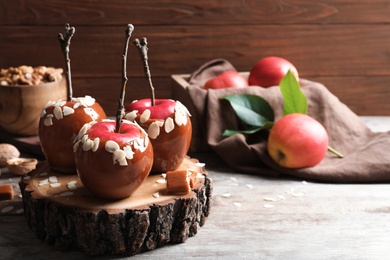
top-left (1, 116), bottom-right (390, 260)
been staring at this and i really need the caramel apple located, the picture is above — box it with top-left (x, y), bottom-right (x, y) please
top-left (38, 24), bottom-right (107, 173)
top-left (39, 96), bottom-right (106, 172)
top-left (125, 38), bottom-right (192, 172)
top-left (125, 98), bottom-right (192, 172)
top-left (73, 24), bottom-right (154, 199)
top-left (73, 119), bottom-right (153, 199)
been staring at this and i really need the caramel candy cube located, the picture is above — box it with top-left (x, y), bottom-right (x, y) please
top-left (166, 169), bottom-right (198, 195)
top-left (0, 185), bottom-right (14, 200)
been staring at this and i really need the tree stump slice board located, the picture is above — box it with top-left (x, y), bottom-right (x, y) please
top-left (19, 156), bottom-right (212, 256)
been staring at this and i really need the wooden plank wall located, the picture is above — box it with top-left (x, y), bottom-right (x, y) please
top-left (1, 0), bottom-right (389, 116)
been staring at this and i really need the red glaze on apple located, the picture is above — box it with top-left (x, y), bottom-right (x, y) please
top-left (248, 56), bottom-right (299, 88)
top-left (203, 70), bottom-right (249, 90)
top-left (125, 99), bottom-right (192, 173)
top-left (73, 119), bottom-right (153, 200)
top-left (267, 113), bottom-right (328, 169)
top-left (39, 95), bottom-right (107, 173)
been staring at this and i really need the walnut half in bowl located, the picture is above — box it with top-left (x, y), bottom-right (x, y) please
top-left (7, 158), bottom-right (38, 176)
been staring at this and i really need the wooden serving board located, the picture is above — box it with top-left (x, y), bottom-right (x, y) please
top-left (19, 157), bottom-right (212, 256)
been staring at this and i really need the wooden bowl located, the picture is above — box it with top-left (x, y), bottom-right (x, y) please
top-left (0, 77), bottom-right (67, 136)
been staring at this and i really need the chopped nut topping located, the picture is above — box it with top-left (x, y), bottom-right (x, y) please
top-left (92, 138), bottom-right (100, 152)
top-left (113, 149), bottom-right (127, 165)
top-left (140, 109), bottom-right (151, 123)
top-left (43, 114), bottom-right (54, 126)
top-left (53, 106), bottom-right (63, 120)
top-left (148, 121), bottom-right (160, 139)
top-left (124, 110), bottom-right (138, 121)
top-left (82, 139), bottom-right (94, 151)
top-left (63, 106), bottom-right (74, 116)
top-left (123, 145), bottom-right (134, 160)
top-left (164, 117), bottom-right (175, 133)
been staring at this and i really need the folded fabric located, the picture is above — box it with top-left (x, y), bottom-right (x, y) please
top-left (187, 59), bottom-right (390, 182)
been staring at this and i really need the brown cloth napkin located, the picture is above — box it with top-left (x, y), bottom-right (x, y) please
top-left (187, 59), bottom-right (390, 183)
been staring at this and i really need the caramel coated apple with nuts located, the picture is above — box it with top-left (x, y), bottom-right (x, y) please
top-left (73, 119), bottom-right (153, 199)
top-left (125, 99), bottom-right (192, 172)
top-left (39, 24), bottom-right (107, 173)
top-left (39, 96), bottom-right (106, 173)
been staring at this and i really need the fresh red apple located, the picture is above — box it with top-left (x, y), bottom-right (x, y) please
top-left (248, 56), bottom-right (299, 88)
top-left (125, 98), bottom-right (192, 172)
top-left (267, 113), bottom-right (328, 168)
top-left (203, 70), bottom-right (249, 90)
top-left (73, 119), bottom-right (153, 199)
top-left (39, 96), bottom-right (107, 173)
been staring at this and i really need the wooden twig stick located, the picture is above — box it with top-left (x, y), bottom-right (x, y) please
top-left (58, 23), bottom-right (75, 101)
top-left (115, 24), bottom-right (134, 133)
top-left (133, 37), bottom-right (155, 106)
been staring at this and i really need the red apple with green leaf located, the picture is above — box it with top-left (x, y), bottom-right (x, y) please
top-left (267, 113), bottom-right (329, 168)
top-left (39, 24), bottom-right (107, 173)
top-left (248, 56), bottom-right (299, 88)
top-left (125, 37), bottom-right (192, 173)
top-left (204, 70), bottom-right (248, 90)
top-left (74, 24), bottom-right (154, 200)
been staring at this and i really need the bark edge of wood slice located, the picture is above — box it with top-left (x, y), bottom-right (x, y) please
top-left (19, 156), bottom-right (213, 256)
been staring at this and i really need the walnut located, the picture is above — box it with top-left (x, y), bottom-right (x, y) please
top-left (0, 144), bottom-right (20, 167)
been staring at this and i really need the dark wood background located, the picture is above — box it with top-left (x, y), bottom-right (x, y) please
top-left (1, 0), bottom-right (389, 116)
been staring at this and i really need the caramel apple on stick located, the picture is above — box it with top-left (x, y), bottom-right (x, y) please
top-left (125, 37), bottom-right (192, 173)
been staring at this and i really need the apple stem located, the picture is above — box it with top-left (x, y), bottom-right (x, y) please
top-left (133, 37), bottom-right (156, 106)
top-left (58, 23), bottom-right (75, 102)
top-left (115, 24), bottom-right (135, 133)
top-left (328, 145), bottom-right (344, 158)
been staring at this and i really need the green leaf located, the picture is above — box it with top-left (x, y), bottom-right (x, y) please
top-left (279, 70), bottom-right (307, 115)
top-left (223, 127), bottom-right (263, 137)
top-left (224, 94), bottom-right (274, 127)
top-left (222, 122), bottom-right (274, 137)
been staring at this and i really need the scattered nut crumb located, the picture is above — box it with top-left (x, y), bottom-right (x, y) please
top-left (38, 179), bottom-right (49, 186)
top-left (60, 191), bottom-right (74, 197)
top-left (50, 183), bottom-right (61, 188)
top-left (291, 192), bottom-right (304, 197)
top-left (49, 176), bottom-right (58, 183)
top-left (233, 202), bottom-right (241, 207)
top-left (263, 204), bottom-right (274, 209)
top-left (15, 208), bottom-right (24, 214)
top-left (222, 193), bottom-right (231, 198)
top-left (195, 162), bottom-right (205, 167)
top-left (153, 192), bottom-right (160, 198)
top-left (245, 184), bottom-right (253, 189)
top-left (1, 206), bottom-right (14, 213)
